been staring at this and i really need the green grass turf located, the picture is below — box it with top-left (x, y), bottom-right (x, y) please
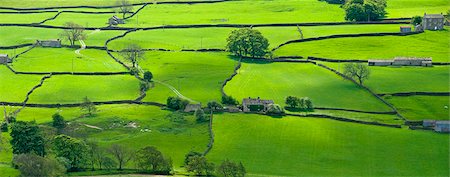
top-left (0, 12), bottom-right (58, 24)
top-left (27, 75), bottom-right (140, 104)
top-left (385, 96), bottom-right (450, 121)
top-left (224, 62), bottom-right (391, 112)
top-left (288, 109), bottom-right (403, 124)
top-left (0, 0), bottom-right (204, 8)
top-left (274, 28), bottom-right (450, 62)
top-left (0, 133), bottom-right (20, 177)
top-left (113, 51), bottom-right (237, 104)
top-left (108, 24), bottom-right (403, 51)
top-left (207, 113), bottom-right (450, 176)
top-left (43, 12), bottom-right (118, 28)
top-left (0, 26), bottom-right (124, 47)
top-left (0, 66), bottom-right (44, 102)
top-left (0, 47), bottom-right (30, 57)
top-left (12, 47), bottom-right (127, 72)
top-left (385, 0), bottom-right (449, 18)
top-left (121, 0), bottom-right (345, 27)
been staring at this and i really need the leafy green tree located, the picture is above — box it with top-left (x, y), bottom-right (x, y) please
top-left (80, 96), bottom-right (97, 116)
top-left (285, 96), bottom-right (299, 108)
top-left (303, 97), bottom-right (314, 111)
top-left (134, 146), bottom-right (172, 173)
top-left (53, 135), bottom-right (90, 171)
top-left (108, 144), bottom-right (133, 170)
top-left (343, 63), bottom-right (371, 85)
top-left (52, 113), bottom-right (66, 130)
top-left (226, 28), bottom-right (269, 58)
top-left (411, 16), bottom-right (423, 25)
top-left (166, 97), bottom-right (189, 110)
top-left (60, 22), bottom-right (86, 47)
top-left (344, 0), bottom-right (386, 21)
top-left (0, 121), bottom-right (7, 132)
top-left (207, 101), bottom-right (223, 112)
top-left (186, 155), bottom-right (215, 176)
top-left (217, 159), bottom-right (246, 177)
top-left (102, 156), bottom-right (117, 170)
top-left (10, 121), bottom-right (45, 156)
top-left (195, 109), bottom-right (209, 122)
top-left (345, 3), bottom-right (366, 21)
top-left (222, 95), bottom-right (239, 105)
top-left (120, 44), bottom-right (145, 68)
top-left (184, 151), bottom-right (202, 165)
top-left (13, 153), bottom-right (66, 177)
top-left (144, 71), bottom-right (153, 82)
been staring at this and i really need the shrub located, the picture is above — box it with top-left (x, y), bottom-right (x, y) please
top-left (217, 159), bottom-right (246, 177)
top-left (184, 151), bottom-right (202, 165)
top-left (207, 101), bottom-right (223, 112)
top-left (222, 95), bottom-right (239, 105)
top-left (143, 71), bottom-right (153, 82)
top-left (0, 122), bottom-right (7, 132)
top-left (266, 104), bottom-right (285, 115)
top-left (411, 16), bottom-right (422, 25)
top-left (195, 109), bottom-right (209, 123)
top-left (13, 153), bottom-right (66, 177)
top-left (166, 97), bottom-right (189, 110)
top-left (52, 113), bottom-right (66, 130)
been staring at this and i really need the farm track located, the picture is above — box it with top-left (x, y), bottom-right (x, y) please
top-left (153, 79), bottom-right (200, 103)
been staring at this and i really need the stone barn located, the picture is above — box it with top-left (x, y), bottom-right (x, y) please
top-left (37, 39), bottom-right (61, 48)
top-left (400, 26), bottom-right (412, 33)
top-left (423, 13), bottom-right (445, 30)
top-left (0, 54), bottom-right (11, 64)
top-left (368, 57), bottom-right (432, 67)
top-left (108, 15), bottom-right (124, 26)
top-left (242, 97), bottom-right (274, 112)
top-left (434, 121), bottom-right (450, 133)
top-left (184, 103), bottom-right (201, 112)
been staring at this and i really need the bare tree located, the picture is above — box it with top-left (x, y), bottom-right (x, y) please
top-left (108, 144), bottom-right (133, 170)
top-left (343, 63), bottom-right (371, 85)
top-left (60, 22), bottom-right (86, 47)
top-left (119, 44), bottom-right (145, 68)
top-left (116, 0), bottom-right (133, 18)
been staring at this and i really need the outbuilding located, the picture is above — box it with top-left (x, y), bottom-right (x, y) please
top-left (368, 57), bottom-right (432, 67)
top-left (400, 26), bottom-right (412, 33)
top-left (423, 13), bottom-right (445, 30)
top-left (184, 103), bottom-right (201, 112)
top-left (0, 54), bottom-right (12, 64)
top-left (108, 15), bottom-right (124, 26)
top-left (37, 39), bottom-right (61, 48)
top-left (434, 121), bottom-right (450, 133)
top-left (242, 97), bottom-right (274, 112)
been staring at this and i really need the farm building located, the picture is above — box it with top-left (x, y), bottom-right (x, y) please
top-left (414, 24), bottom-right (424, 32)
top-left (0, 54), bottom-right (12, 64)
top-left (423, 13), bottom-right (445, 30)
top-left (400, 26), bottom-right (412, 33)
top-left (242, 97), bottom-right (274, 112)
top-left (368, 57), bottom-right (432, 67)
top-left (184, 103), bottom-right (201, 112)
top-left (37, 39), bottom-right (61, 48)
top-left (434, 121), bottom-right (450, 133)
top-left (108, 15), bottom-right (124, 26)
top-left (423, 120), bottom-right (436, 127)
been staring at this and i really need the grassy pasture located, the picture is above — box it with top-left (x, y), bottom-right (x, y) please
top-left (289, 109), bottom-right (403, 124)
top-left (43, 12), bottom-right (118, 28)
top-left (107, 24), bottom-right (403, 51)
top-left (0, 66), bottom-right (44, 102)
top-left (0, 12), bottom-right (58, 24)
top-left (385, 0), bottom-right (449, 18)
top-left (208, 113), bottom-right (450, 176)
top-left (224, 62), bottom-right (391, 112)
top-left (27, 75), bottom-right (140, 104)
top-left (0, 0), bottom-right (205, 8)
top-left (12, 47), bottom-right (127, 72)
top-left (0, 26), bottom-right (124, 47)
top-left (385, 96), bottom-right (449, 121)
top-left (0, 133), bottom-right (20, 177)
top-left (275, 29), bottom-right (450, 62)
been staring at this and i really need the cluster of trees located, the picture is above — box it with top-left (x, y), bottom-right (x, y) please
top-left (344, 0), bottom-right (386, 21)
top-left (411, 16), bottom-right (423, 25)
top-left (167, 96), bottom-right (190, 110)
top-left (184, 151), bottom-right (246, 176)
top-left (343, 63), bottom-right (370, 85)
top-left (285, 96), bottom-right (314, 111)
top-left (222, 95), bottom-right (239, 105)
top-left (140, 71), bottom-right (154, 92)
top-left (226, 28), bottom-right (269, 58)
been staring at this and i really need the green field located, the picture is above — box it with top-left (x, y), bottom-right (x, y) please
top-left (27, 75), bottom-right (140, 103)
top-left (385, 96), bottom-right (450, 121)
top-left (386, 0), bottom-right (449, 18)
top-left (224, 62), bottom-right (391, 112)
top-left (208, 113), bottom-right (450, 176)
top-left (0, 66), bottom-right (44, 102)
top-left (275, 29), bottom-right (450, 62)
top-left (0, 12), bottom-right (58, 24)
top-left (12, 47), bottom-right (127, 72)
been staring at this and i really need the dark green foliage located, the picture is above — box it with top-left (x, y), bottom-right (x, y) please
top-left (166, 96), bottom-right (189, 110)
top-left (166, 112), bottom-right (186, 123)
top-left (0, 121), bottom-right (7, 132)
top-left (10, 121), bottom-right (46, 156)
top-left (285, 96), bottom-right (299, 108)
top-left (102, 156), bottom-right (117, 170)
top-left (108, 144), bottom-right (133, 170)
top-left (13, 153), bottom-right (66, 177)
top-left (319, 0), bottom-right (345, 4)
top-left (226, 28), bottom-right (269, 58)
top-left (285, 96), bottom-right (314, 111)
top-left (52, 113), bottom-right (66, 130)
top-left (186, 155), bottom-right (215, 176)
top-left (6, 114), bottom-right (16, 123)
top-left (144, 71), bottom-right (153, 82)
top-left (411, 16), bottom-right (423, 25)
top-left (207, 101), bottom-right (223, 112)
top-left (343, 63), bottom-right (371, 85)
top-left (184, 151), bottom-right (202, 165)
top-left (344, 0), bottom-right (386, 21)
top-left (217, 159), bottom-right (246, 177)
top-left (195, 109), bottom-right (209, 122)
top-left (134, 146), bottom-right (172, 174)
top-left (53, 135), bottom-right (90, 171)
top-left (222, 95), bottom-right (239, 105)
top-left (140, 81), bottom-right (150, 92)
top-left (344, 3), bottom-right (366, 21)
top-left (80, 96), bottom-right (97, 116)
top-left (266, 104), bottom-right (285, 115)
top-left (303, 97), bottom-right (314, 110)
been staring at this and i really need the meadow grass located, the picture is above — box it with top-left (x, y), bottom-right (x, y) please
top-left (288, 109), bottom-right (403, 124)
top-left (224, 62), bottom-right (391, 112)
top-left (385, 95), bottom-right (450, 121)
top-left (0, 66), bottom-right (44, 102)
top-left (275, 29), bottom-right (450, 62)
top-left (385, 0), bottom-right (449, 18)
top-left (27, 75), bottom-right (140, 103)
top-left (108, 24), bottom-right (403, 51)
top-left (12, 47), bottom-right (127, 72)
top-left (0, 26), bottom-right (124, 47)
top-left (0, 133), bottom-right (20, 177)
top-left (0, 12), bottom-right (58, 24)
top-left (0, 0), bottom-right (204, 8)
top-left (208, 113), bottom-right (450, 176)
top-left (43, 13), bottom-right (118, 28)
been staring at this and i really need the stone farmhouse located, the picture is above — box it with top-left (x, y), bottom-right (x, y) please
top-left (37, 39), bottom-right (62, 48)
top-left (0, 54), bottom-right (12, 64)
top-left (184, 103), bottom-right (201, 112)
top-left (368, 57), bottom-right (432, 67)
top-left (400, 26), bottom-right (411, 33)
top-left (423, 120), bottom-right (450, 133)
top-left (242, 97), bottom-right (274, 112)
top-left (108, 15), bottom-right (124, 26)
top-left (423, 13), bottom-right (445, 30)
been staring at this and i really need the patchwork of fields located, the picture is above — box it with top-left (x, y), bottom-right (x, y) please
top-left (0, 0), bottom-right (449, 176)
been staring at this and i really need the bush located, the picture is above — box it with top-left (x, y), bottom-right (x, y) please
top-left (184, 151), bottom-right (202, 165)
top-left (166, 97), bottom-right (189, 110)
top-left (226, 28), bottom-right (269, 58)
top-left (13, 153), bottom-right (66, 177)
top-left (52, 113), bottom-right (66, 129)
top-left (143, 71), bottom-right (153, 82)
top-left (217, 159), bottom-right (246, 177)
top-left (221, 95), bottom-right (239, 105)
top-left (0, 122), bottom-right (7, 132)
top-left (195, 109), bottom-right (209, 122)
top-left (266, 104), bottom-right (285, 116)
top-left (207, 101), bottom-right (223, 112)
top-left (411, 16), bottom-right (422, 25)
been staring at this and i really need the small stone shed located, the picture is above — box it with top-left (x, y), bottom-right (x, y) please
top-left (423, 120), bottom-right (450, 133)
top-left (0, 54), bottom-right (12, 64)
top-left (423, 13), bottom-right (445, 30)
top-left (368, 57), bottom-right (432, 67)
top-left (242, 97), bottom-right (274, 112)
top-left (184, 103), bottom-right (201, 112)
top-left (37, 39), bottom-right (61, 48)
top-left (108, 15), bottom-right (124, 26)
top-left (400, 26), bottom-right (412, 33)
